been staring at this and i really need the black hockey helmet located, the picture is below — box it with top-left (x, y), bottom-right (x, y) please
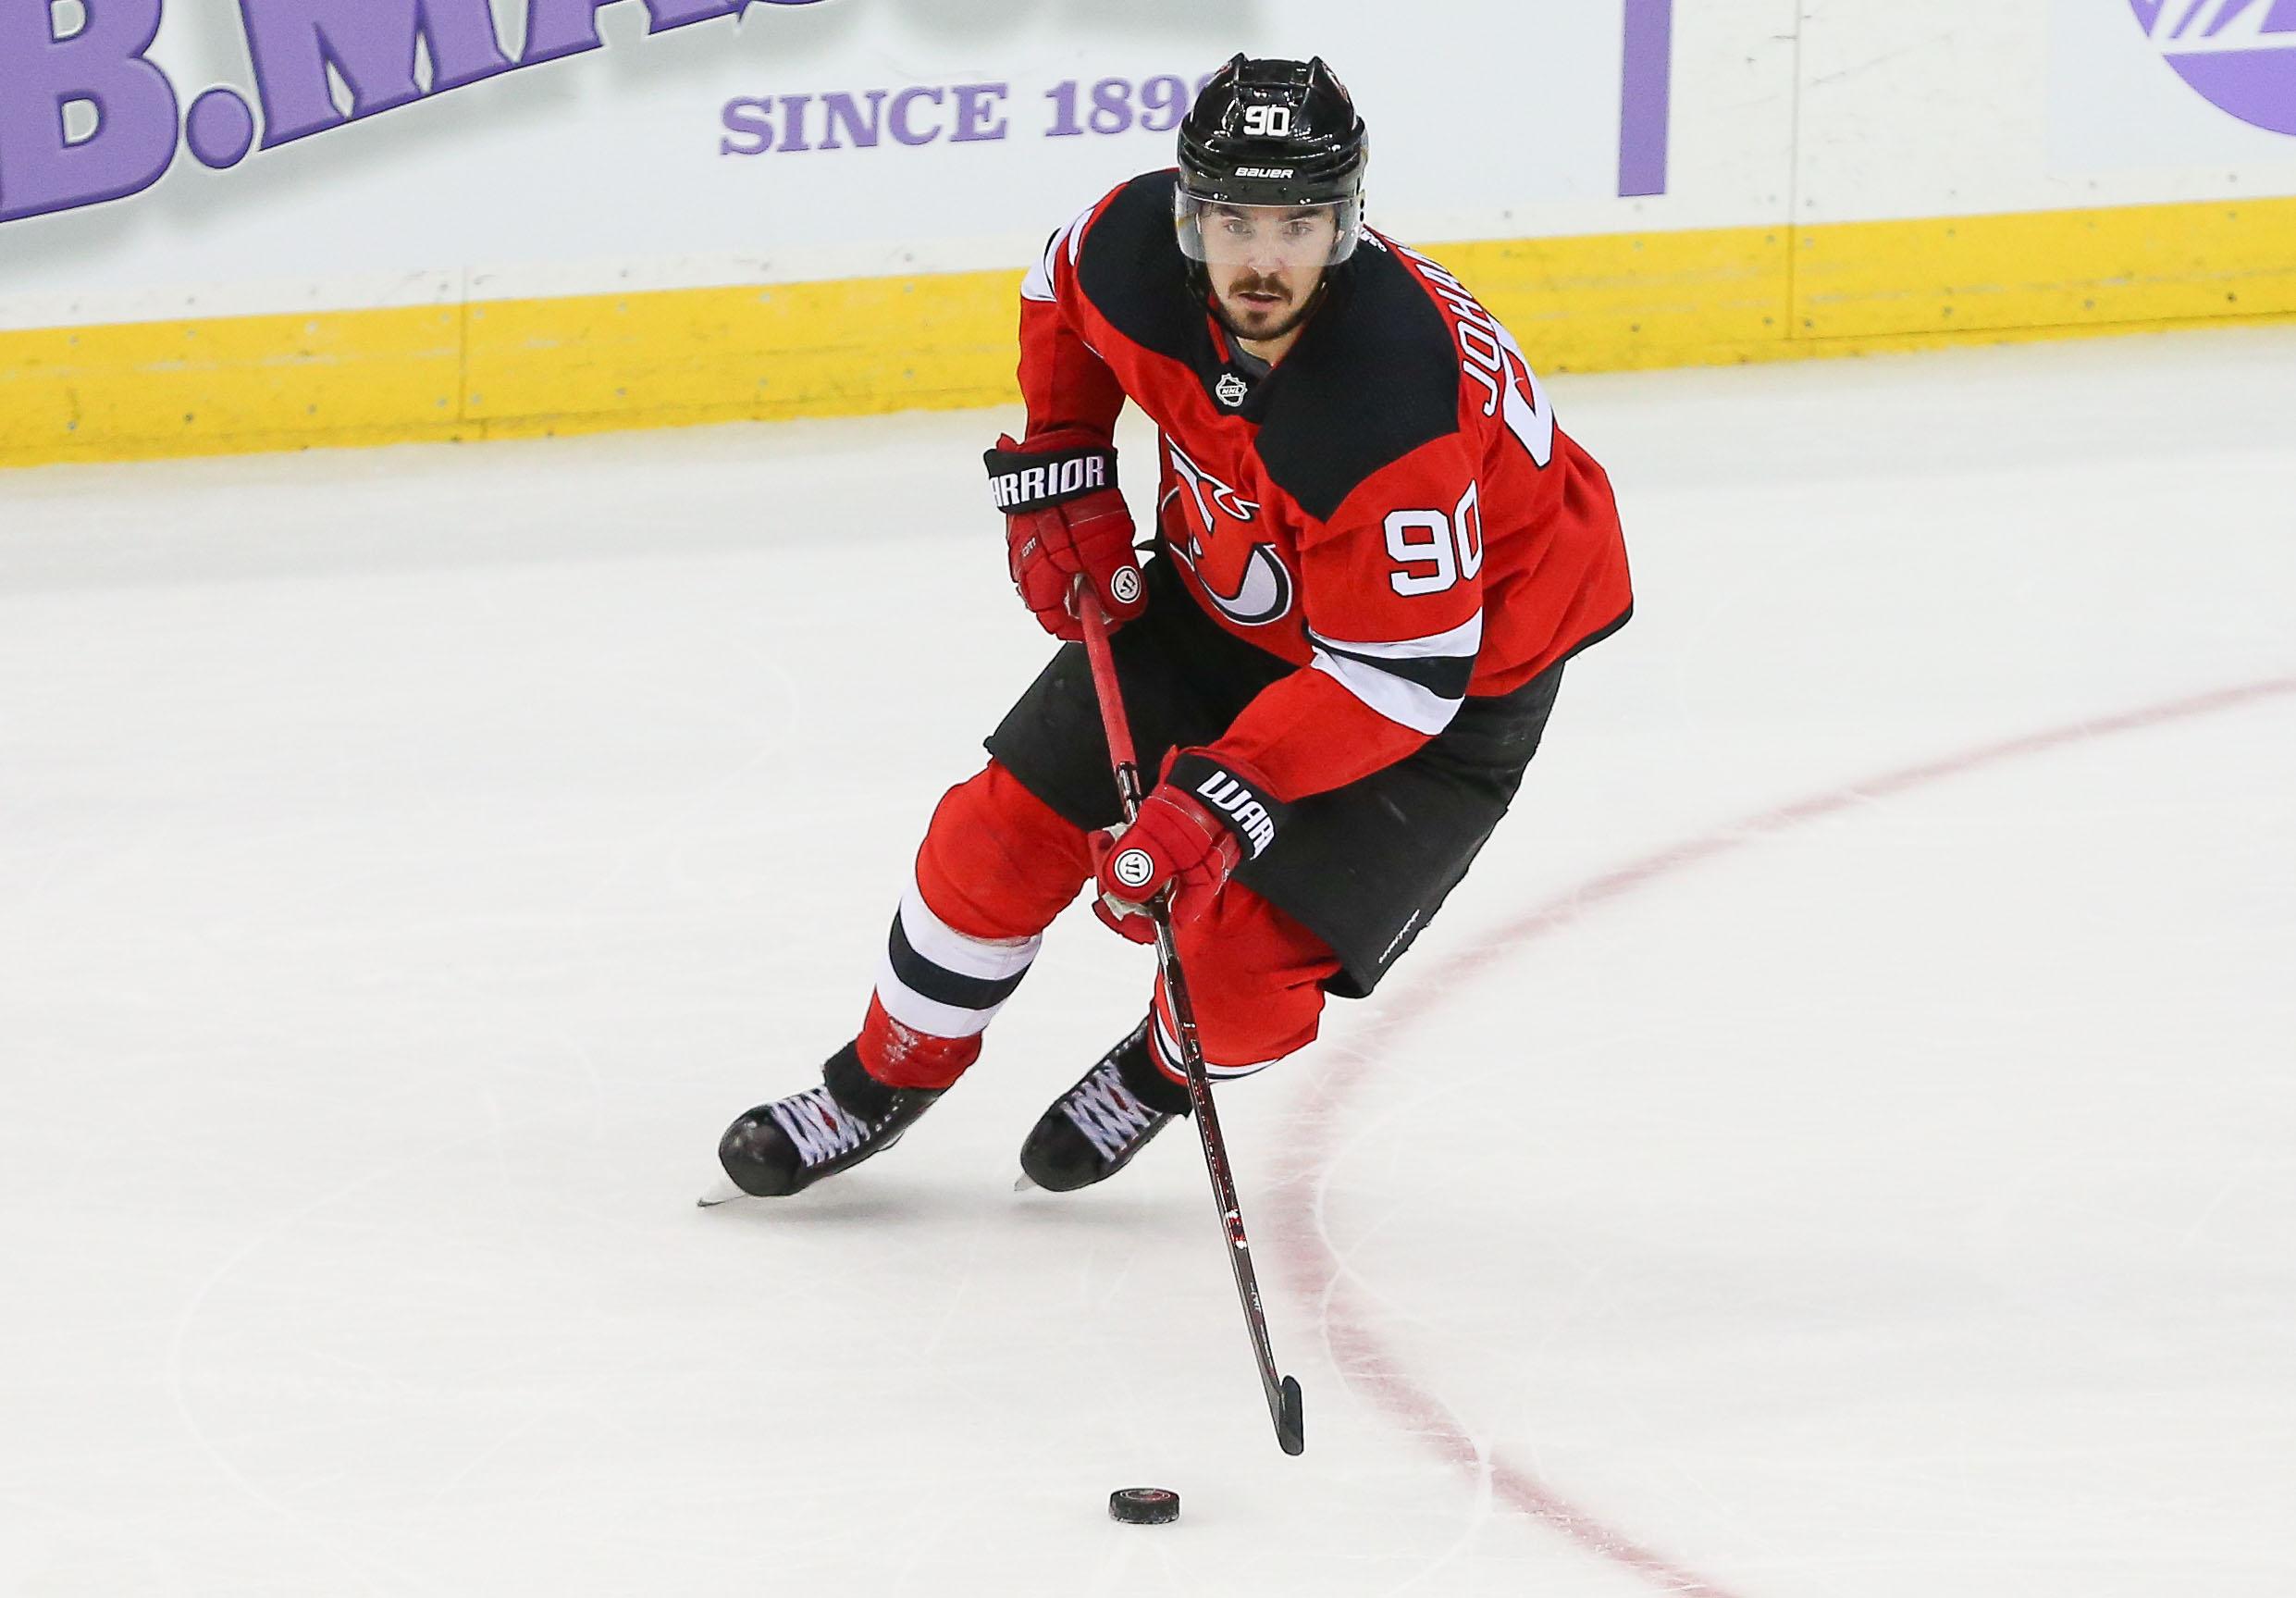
top-left (1175, 56), bottom-right (1369, 268)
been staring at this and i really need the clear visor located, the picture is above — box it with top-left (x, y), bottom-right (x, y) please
top-left (1174, 191), bottom-right (1363, 270)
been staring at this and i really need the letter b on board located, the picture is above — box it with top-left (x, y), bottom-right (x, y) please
top-left (0, 0), bottom-right (179, 222)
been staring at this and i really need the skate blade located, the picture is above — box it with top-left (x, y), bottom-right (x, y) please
top-left (696, 1177), bottom-right (752, 1208)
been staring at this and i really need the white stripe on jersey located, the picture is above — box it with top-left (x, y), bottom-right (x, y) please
top-left (1306, 611), bottom-right (1484, 737)
top-left (1310, 611), bottom-right (1485, 664)
top-left (1022, 203), bottom-right (1096, 304)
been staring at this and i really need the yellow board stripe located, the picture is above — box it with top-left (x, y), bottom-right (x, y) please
top-left (5, 193), bottom-right (2294, 470)
top-left (1796, 200), bottom-right (2296, 339)
top-left (462, 269), bottom-right (1025, 426)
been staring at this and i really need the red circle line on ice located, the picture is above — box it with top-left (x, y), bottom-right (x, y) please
top-left (1271, 673), bottom-right (2296, 1598)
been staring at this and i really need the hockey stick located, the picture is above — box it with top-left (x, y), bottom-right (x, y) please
top-left (1074, 583), bottom-right (1306, 1457)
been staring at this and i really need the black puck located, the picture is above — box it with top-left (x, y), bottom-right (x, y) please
top-left (1108, 1486), bottom-right (1180, 1525)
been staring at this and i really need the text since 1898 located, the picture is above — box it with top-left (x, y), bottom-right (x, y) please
top-left (720, 73), bottom-right (1218, 155)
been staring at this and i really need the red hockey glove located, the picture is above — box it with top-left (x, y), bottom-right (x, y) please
top-left (985, 430), bottom-right (1144, 642)
top-left (1092, 750), bottom-right (1288, 942)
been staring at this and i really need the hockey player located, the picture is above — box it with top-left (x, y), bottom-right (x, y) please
top-left (715, 56), bottom-right (1631, 1197)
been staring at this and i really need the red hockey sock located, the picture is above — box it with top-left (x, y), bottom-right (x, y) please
top-left (857, 762), bottom-right (1096, 1091)
top-left (1143, 883), bottom-right (1341, 1086)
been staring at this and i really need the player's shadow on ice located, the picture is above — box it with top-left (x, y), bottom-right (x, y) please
top-left (694, 1179), bottom-right (949, 1227)
top-left (697, 1178), bottom-right (1187, 1234)
top-left (1006, 1192), bottom-right (1190, 1234)
top-left (688, 1175), bottom-right (1175, 1221)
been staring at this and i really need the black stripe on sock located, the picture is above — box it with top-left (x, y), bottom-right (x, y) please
top-left (886, 912), bottom-right (1030, 1015)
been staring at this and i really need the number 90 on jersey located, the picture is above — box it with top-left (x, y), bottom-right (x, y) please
top-left (1384, 482), bottom-right (1484, 597)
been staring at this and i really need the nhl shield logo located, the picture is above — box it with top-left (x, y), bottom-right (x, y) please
top-left (1215, 372), bottom-right (1251, 408)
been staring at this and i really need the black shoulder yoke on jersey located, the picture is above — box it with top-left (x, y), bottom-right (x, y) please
top-left (1075, 171), bottom-right (1464, 524)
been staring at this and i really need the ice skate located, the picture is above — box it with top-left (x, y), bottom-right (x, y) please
top-left (1017, 1018), bottom-right (1192, 1192)
top-left (715, 1041), bottom-right (943, 1198)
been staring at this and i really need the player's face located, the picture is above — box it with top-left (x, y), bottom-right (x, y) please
top-left (1200, 204), bottom-right (1337, 343)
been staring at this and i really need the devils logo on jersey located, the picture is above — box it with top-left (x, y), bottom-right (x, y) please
top-left (1163, 440), bottom-right (1295, 627)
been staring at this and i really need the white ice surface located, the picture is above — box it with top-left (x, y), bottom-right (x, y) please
top-left (2, 328), bottom-right (2292, 1597)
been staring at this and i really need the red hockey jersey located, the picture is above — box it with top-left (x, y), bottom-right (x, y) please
top-left (1017, 171), bottom-right (1632, 802)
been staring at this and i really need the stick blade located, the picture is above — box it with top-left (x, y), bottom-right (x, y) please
top-left (1277, 1376), bottom-right (1305, 1456)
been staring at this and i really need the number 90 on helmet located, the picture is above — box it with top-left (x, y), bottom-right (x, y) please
top-left (1174, 55), bottom-right (1369, 270)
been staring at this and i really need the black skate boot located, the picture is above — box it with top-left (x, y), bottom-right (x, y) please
top-left (1018, 1018), bottom-right (1192, 1192)
top-left (718, 1041), bottom-right (943, 1197)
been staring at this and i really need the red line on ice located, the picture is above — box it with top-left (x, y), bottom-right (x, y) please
top-left (1269, 674), bottom-right (2296, 1597)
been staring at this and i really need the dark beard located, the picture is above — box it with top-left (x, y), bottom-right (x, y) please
top-left (1211, 277), bottom-right (1327, 347)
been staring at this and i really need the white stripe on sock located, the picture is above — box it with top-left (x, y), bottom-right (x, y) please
top-left (1150, 1005), bottom-right (1278, 1081)
top-left (898, 876), bottom-right (1040, 982)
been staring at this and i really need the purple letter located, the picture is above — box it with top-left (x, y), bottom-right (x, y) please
top-left (522, 0), bottom-right (739, 68)
top-left (721, 96), bottom-right (772, 155)
top-left (819, 89), bottom-right (885, 150)
top-left (0, 0), bottom-right (179, 223)
top-left (775, 93), bottom-right (812, 151)
top-left (888, 85), bottom-right (944, 146)
top-left (951, 82), bottom-right (1007, 142)
top-left (238, 0), bottom-right (514, 146)
top-left (1616, 0), bottom-right (1673, 198)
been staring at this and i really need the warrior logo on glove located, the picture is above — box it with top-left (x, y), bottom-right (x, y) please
top-left (1088, 749), bottom-right (1290, 944)
top-left (1110, 848), bottom-right (1158, 891)
top-left (986, 430), bottom-right (1146, 643)
top-left (988, 453), bottom-right (1108, 510)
